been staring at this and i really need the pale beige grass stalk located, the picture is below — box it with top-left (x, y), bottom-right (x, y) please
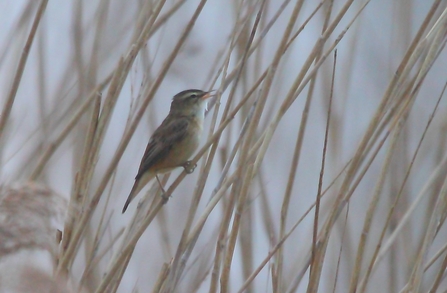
top-left (0, 0), bottom-right (48, 140)
top-left (2, 0), bottom-right (447, 293)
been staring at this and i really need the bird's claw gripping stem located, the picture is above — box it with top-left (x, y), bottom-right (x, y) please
top-left (183, 161), bottom-right (197, 174)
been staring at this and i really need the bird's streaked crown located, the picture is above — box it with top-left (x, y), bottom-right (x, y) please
top-left (173, 89), bottom-right (208, 101)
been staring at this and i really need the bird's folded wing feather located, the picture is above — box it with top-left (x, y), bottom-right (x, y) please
top-left (135, 116), bottom-right (190, 179)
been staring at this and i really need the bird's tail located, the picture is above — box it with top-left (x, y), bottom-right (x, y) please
top-left (122, 172), bottom-right (155, 213)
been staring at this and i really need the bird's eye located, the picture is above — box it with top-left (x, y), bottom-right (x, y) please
top-left (188, 94), bottom-right (198, 99)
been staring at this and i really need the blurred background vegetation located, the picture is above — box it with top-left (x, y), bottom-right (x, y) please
top-left (0, 0), bottom-right (447, 292)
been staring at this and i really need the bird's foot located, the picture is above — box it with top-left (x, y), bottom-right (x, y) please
top-left (160, 190), bottom-right (171, 203)
top-left (155, 175), bottom-right (170, 203)
top-left (182, 160), bottom-right (197, 174)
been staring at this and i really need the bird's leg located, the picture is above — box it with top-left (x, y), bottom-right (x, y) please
top-left (155, 175), bottom-right (170, 202)
top-left (182, 160), bottom-right (197, 174)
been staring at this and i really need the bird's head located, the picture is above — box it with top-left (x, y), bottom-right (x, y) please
top-left (169, 89), bottom-right (212, 117)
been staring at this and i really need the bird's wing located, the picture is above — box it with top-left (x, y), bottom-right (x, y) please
top-left (135, 116), bottom-right (190, 179)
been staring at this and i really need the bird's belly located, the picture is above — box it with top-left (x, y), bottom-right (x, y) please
top-left (174, 131), bottom-right (200, 161)
top-left (157, 131), bottom-right (201, 173)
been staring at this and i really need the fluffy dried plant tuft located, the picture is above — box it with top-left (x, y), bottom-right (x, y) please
top-left (0, 182), bottom-right (83, 293)
top-left (0, 182), bottom-right (67, 258)
top-left (0, 265), bottom-right (87, 293)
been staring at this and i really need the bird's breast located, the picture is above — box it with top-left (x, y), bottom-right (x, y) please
top-left (166, 117), bottom-right (203, 168)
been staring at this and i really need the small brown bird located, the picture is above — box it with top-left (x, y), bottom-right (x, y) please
top-left (122, 89), bottom-right (211, 213)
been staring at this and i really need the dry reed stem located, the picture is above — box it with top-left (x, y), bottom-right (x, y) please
top-left (355, 6), bottom-right (447, 292)
top-left (278, 1), bottom-right (334, 291)
top-left (348, 94), bottom-right (409, 293)
top-left (182, 93), bottom-right (256, 293)
top-left (2, 0), bottom-right (447, 292)
top-left (311, 47), bottom-right (336, 286)
top-left (58, 56), bottom-right (127, 270)
top-left (220, 0), bottom-right (294, 289)
top-left (236, 157), bottom-right (351, 293)
top-left (0, 0), bottom-right (48, 140)
top-left (286, 125), bottom-right (391, 292)
top-left (358, 80), bottom-right (447, 293)
top-left (168, 3), bottom-right (264, 292)
top-left (29, 77), bottom-right (111, 180)
top-left (58, 0), bottom-right (169, 266)
top-left (87, 2), bottom-right (210, 291)
top-left (401, 15), bottom-right (447, 293)
top-left (79, 228), bottom-right (125, 288)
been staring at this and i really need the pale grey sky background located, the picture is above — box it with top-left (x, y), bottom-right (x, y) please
top-left (0, 1), bottom-right (446, 292)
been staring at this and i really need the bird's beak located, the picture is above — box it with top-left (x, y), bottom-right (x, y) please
top-left (201, 91), bottom-right (213, 100)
